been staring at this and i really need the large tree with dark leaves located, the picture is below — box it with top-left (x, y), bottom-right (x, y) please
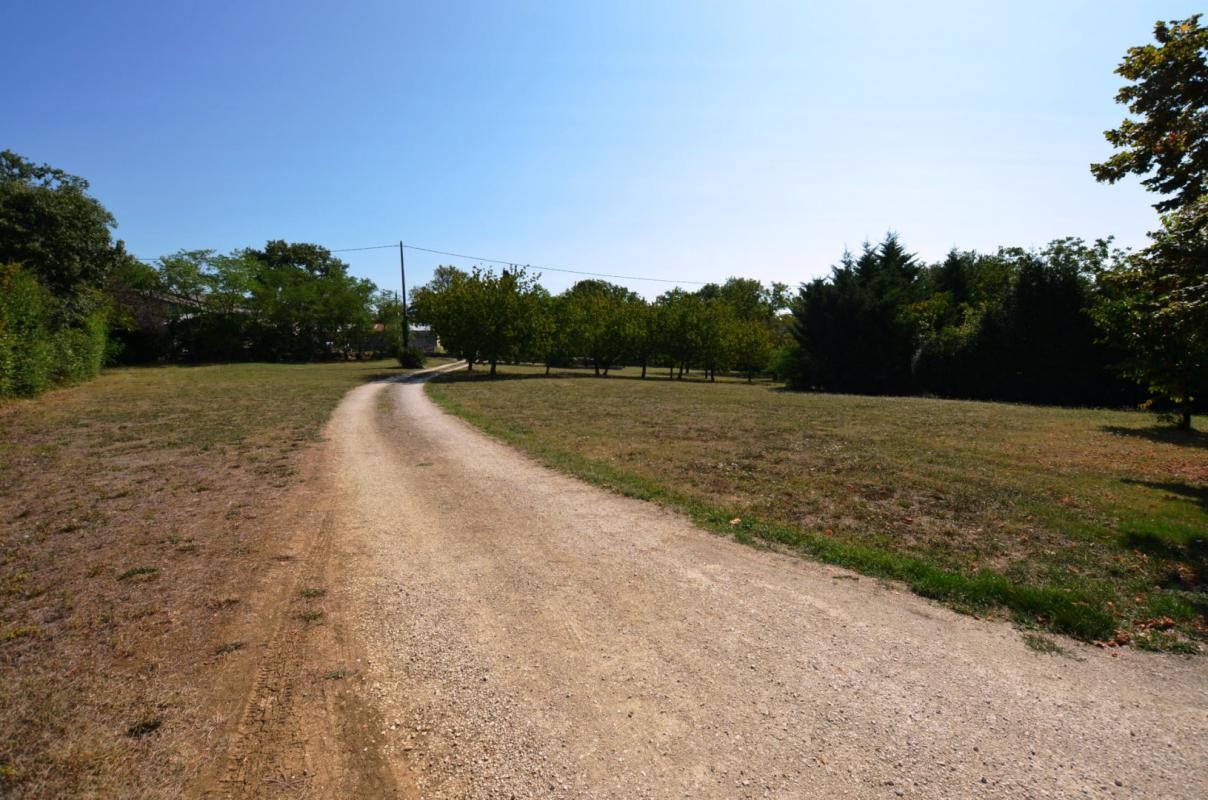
top-left (1091, 15), bottom-right (1208, 429)
top-left (790, 234), bottom-right (922, 394)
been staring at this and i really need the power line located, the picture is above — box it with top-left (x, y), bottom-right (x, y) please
top-left (139, 240), bottom-right (712, 287)
top-left (400, 243), bottom-right (709, 286)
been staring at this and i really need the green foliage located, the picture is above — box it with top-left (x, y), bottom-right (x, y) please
top-left (0, 264), bottom-right (52, 396)
top-left (790, 234), bottom-right (925, 394)
top-left (1091, 15), bottom-right (1208, 213)
top-left (1090, 15), bottom-right (1208, 428)
top-left (396, 345), bottom-right (425, 369)
top-left (0, 152), bottom-right (123, 396)
top-left (0, 151), bottom-right (123, 310)
top-left (126, 243), bottom-right (381, 363)
top-left (788, 234), bottom-right (1136, 406)
top-left (0, 264), bottom-right (108, 398)
top-left (1093, 201), bottom-right (1208, 429)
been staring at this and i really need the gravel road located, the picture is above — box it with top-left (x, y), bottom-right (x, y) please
top-left (320, 368), bottom-right (1208, 799)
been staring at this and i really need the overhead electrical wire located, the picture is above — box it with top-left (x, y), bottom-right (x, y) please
top-left (134, 240), bottom-right (711, 286)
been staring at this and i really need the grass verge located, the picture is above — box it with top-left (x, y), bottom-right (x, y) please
top-left (427, 364), bottom-right (1207, 649)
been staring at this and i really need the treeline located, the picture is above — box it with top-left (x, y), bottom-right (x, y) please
top-left (407, 237), bottom-right (1147, 409)
top-left (0, 150), bottom-right (401, 398)
top-left (791, 235), bottom-right (1140, 406)
top-left (410, 267), bottom-right (791, 381)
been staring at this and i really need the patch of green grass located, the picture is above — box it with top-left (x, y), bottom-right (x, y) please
top-left (323, 667), bottom-right (351, 680)
top-left (427, 364), bottom-right (1207, 646)
top-left (298, 587), bottom-right (326, 599)
top-left (298, 609), bottom-right (324, 623)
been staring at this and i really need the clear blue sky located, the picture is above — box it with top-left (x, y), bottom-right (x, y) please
top-left (4, 1), bottom-right (1198, 298)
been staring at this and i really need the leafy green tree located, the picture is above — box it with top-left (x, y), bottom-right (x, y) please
top-left (561, 280), bottom-right (640, 376)
top-left (1091, 16), bottom-right (1208, 213)
top-left (1091, 14), bottom-right (1208, 427)
top-left (410, 266), bottom-right (484, 369)
top-left (731, 317), bottom-right (774, 382)
top-left (0, 150), bottom-right (125, 310)
top-left (1094, 202), bottom-right (1208, 429)
top-left (478, 266), bottom-right (543, 375)
top-left (245, 241), bottom-right (377, 361)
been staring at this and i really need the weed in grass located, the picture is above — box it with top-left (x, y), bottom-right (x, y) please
top-left (1, 625), bottom-right (39, 643)
top-left (299, 587), bottom-right (326, 599)
top-left (1022, 633), bottom-right (1070, 656)
top-left (1135, 630), bottom-right (1202, 654)
top-left (117, 566), bottom-right (160, 581)
top-left (323, 667), bottom-right (350, 680)
top-left (206, 596), bottom-right (240, 611)
top-left (298, 610), bottom-right (324, 623)
top-left (125, 718), bottom-right (162, 738)
top-left (214, 641), bottom-right (244, 656)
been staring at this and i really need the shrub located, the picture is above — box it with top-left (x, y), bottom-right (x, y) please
top-left (397, 345), bottom-right (425, 369)
top-left (0, 263), bottom-right (109, 398)
top-left (0, 263), bottom-right (53, 396)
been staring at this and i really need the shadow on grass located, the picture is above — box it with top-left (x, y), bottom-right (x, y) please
top-left (431, 366), bottom-right (780, 386)
top-left (1101, 425), bottom-right (1208, 449)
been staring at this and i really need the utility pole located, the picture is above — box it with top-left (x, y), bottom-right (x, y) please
top-left (399, 240), bottom-right (410, 350)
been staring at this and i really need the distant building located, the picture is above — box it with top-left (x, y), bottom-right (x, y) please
top-left (409, 324), bottom-right (439, 353)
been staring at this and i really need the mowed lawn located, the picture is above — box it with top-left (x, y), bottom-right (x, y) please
top-left (428, 365), bottom-right (1207, 650)
top-left (0, 359), bottom-right (429, 797)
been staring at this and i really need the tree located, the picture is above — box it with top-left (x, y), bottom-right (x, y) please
top-left (0, 150), bottom-right (125, 309)
top-left (1094, 201), bottom-right (1208, 430)
top-left (789, 234), bottom-right (923, 394)
top-left (561, 280), bottom-right (639, 376)
top-left (244, 241), bottom-right (376, 361)
top-left (410, 266), bottom-right (484, 369)
top-left (1092, 15), bottom-right (1208, 428)
top-left (1091, 16), bottom-right (1208, 213)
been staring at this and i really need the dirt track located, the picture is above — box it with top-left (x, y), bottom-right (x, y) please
top-left (316, 367), bottom-right (1208, 799)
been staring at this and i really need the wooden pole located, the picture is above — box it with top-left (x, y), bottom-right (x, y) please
top-left (399, 241), bottom-right (410, 350)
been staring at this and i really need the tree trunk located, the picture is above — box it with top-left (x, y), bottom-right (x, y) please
top-left (466, 360), bottom-right (473, 372)
top-left (1179, 407), bottom-right (1192, 431)
top-left (678, 365), bottom-right (685, 380)
top-left (669, 364), bottom-right (674, 379)
top-left (545, 363), bottom-right (551, 376)
top-left (594, 362), bottom-right (600, 377)
top-left (641, 363), bottom-right (647, 379)
top-left (490, 359), bottom-right (497, 376)
top-left (604, 366), bottom-right (610, 377)
top-left (747, 370), bottom-right (753, 384)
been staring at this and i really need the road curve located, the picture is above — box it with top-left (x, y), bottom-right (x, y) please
top-left (319, 372), bottom-right (1208, 799)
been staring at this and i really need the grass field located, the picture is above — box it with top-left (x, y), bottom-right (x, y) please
top-left (427, 364), bottom-right (1207, 650)
top-left (0, 358), bottom-right (437, 797)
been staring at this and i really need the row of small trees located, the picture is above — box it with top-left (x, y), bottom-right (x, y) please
top-left (410, 267), bottom-right (791, 381)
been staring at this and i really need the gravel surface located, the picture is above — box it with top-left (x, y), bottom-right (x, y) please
top-left (320, 369), bottom-right (1208, 799)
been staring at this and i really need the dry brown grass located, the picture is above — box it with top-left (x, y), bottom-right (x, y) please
top-left (0, 360), bottom-right (407, 798)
